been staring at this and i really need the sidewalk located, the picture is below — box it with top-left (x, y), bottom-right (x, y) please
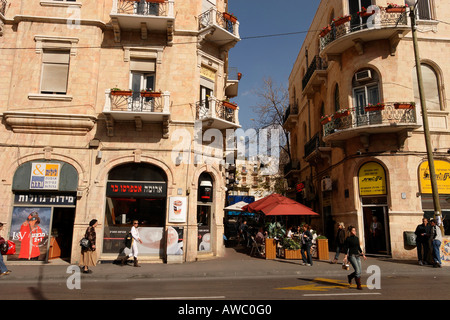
top-left (0, 246), bottom-right (443, 282)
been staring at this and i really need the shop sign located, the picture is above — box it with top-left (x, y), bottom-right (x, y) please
top-left (358, 162), bottom-right (386, 196)
top-left (14, 193), bottom-right (76, 206)
top-left (419, 160), bottom-right (450, 194)
top-left (106, 181), bottom-right (167, 198)
top-left (30, 163), bottom-right (61, 190)
top-left (168, 196), bottom-right (187, 223)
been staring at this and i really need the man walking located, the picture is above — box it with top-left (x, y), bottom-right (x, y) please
top-left (121, 220), bottom-right (143, 267)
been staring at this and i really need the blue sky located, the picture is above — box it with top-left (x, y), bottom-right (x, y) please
top-left (227, 0), bottom-right (321, 130)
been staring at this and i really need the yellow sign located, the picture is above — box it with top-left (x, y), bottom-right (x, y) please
top-left (358, 162), bottom-right (386, 196)
top-left (419, 160), bottom-right (450, 194)
top-left (200, 65), bottom-right (216, 81)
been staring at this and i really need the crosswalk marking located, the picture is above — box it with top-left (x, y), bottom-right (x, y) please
top-left (276, 278), bottom-right (366, 292)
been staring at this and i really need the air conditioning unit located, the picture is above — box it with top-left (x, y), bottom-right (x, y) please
top-left (355, 70), bottom-right (372, 82)
top-left (321, 177), bottom-right (332, 192)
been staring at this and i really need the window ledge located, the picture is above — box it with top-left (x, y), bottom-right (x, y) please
top-left (40, 1), bottom-right (82, 8)
top-left (28, 93), bottom-right (73, 101)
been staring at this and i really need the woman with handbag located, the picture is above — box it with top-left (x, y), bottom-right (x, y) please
top-left (79, 219), bottom-right (98, 274)
top-left (0, 222), bottom-right (12, 277)
top-left (343, 225), bottom-right (366, 290)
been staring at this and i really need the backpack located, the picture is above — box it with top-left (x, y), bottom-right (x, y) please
top-left (0, 237), bottom-right (7, 253)
top-left (124, 232), bottom-right (132, 248)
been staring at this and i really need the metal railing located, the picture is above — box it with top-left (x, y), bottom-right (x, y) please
top-left (322, 103), bottom-right (417, 138)
top-left (195, 97), bottom-right (236, 124)
top-left (302, 55), bottom-right (328, 90)
top-left (283, 104), bottom-right (298, 124)
top-left (104, 90), bottom-right (170, 113)
top-left (113, 0), bottom-right (173, 17)
top-left (198, 7), bottom-right (239, 37)
top-left (320, 8), bottom-right (409, 51)
top-left (304, 132), bottom-right (325, 159)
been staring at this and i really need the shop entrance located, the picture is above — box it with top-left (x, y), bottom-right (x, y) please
top-left (362, 204), bottom-right (390, 256)
top-left (49, 207), bottom-right (75, 261)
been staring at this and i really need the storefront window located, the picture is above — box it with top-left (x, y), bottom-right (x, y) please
top-left (197, 172), bottom-right (214, 252)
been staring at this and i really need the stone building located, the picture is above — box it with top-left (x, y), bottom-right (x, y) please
top-left (0, 0), bottom-right (241, 264)
top-left (285, 0), bottom-right (449, 260)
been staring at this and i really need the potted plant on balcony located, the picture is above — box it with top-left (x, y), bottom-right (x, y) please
top-left (282, 237), bottom-right (302, 260)
top-left (140, 89), bottom-right (161, 97)
top-left (320, 114), bottom-right (333, 125)
top-left (237, 72), bottom-right (243, 80)
top-left (394, 101), bottom-right (415, 109)
top-left (223, 12), bottom-right (237, 23)
top-left (386, 3), bottom-right (407, 13)
top-left (358, 7), bottom-right (375, 17)
top-left (319, 25), bottom-right (332, 37)
top-left (334, 108), bottom-right (350, 118)
top-left (333, 15), bottom-right (351, 27)
top-left (110, 88), bottom-right (133, 96)
top-left (364, 103), bottom-right (385, 112)
top-left (222, 99), bottom-right (238, 110)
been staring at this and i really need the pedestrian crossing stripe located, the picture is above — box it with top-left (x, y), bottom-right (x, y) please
top-left (276, 278), bottom-right (366, 291)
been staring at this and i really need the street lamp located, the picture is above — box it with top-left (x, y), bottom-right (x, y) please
top-left (405, 0), bottom-right (444, 233)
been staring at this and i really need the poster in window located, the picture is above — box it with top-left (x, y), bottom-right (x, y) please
top-left (167, 226), bottom-right (183, 255)
top-left (8, 207), bottom-right (52, 261)
top-left (168, 196), bottom-right (187, 223)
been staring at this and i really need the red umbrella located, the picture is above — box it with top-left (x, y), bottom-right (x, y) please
top-left (242, 193), bottom-right (318, 216)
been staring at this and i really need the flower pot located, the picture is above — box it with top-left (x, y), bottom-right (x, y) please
top-left (334, 16), bottom-right (351, 26)
top-left (320, 116), bottom-right (332, 125)
top-left (364, 105), bottom-right (384, 112)
top-left (237, 72), bottom-right (242, 80)
top-left (284, 249), bottom-right (301, 260)
top-left (386, 7), bottom-right (405, 13)
top-left (141, 92), bottom-right (161, 98)
top-left (317, 238), bottom-right (329, 261)
top-left (319, 25), bottom-right (331, 37)
top-left (359, 10), bottom-right (375, 17)
top-left (146, 0), bottom-right (165, 3)
top-left (223, 101), bottom-right (237, 110)
top-left (111, 90), bottom-right (132, 96)
top-left (265, 238), bottom-right (276, 260)
top-left (223, 12), bottom-right (237, 23)
top-left (394, 103), bottom-right (414, 109)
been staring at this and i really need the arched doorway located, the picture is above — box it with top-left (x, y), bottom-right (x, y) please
top-left (197, 172), bottom-right (214, 252)
top-left (102, 163), bottom-right (167, 259)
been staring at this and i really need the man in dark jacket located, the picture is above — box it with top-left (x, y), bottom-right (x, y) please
top-left (414, 218), bottom-right (431, 265)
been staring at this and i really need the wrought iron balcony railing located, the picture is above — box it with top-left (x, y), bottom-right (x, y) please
top-left (195, 97), bottom-right (237, 124)
top-left (304, 133), bottom-right (325, 159)
top-left (113, 0), bottom-right (173, 17)
top-left (302, 55), bottom-right (328, 90)
top-left (104, 90), bottom-right (170, 113)
top-left (198, 7), bottom-right (239, 38)
top-left (320, 8), bottom-right (409, 52)
top-left (322, 102), bottom-right (417, 138)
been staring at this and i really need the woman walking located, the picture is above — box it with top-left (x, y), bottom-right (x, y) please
top-left (79, 219), bottom-right (98, 274)
top-left (300, 224), bottom-right (313, 266)
top-left (331, 222), bottom-right (345, 264)
top-left (343, 225), bottom-right (366, 290)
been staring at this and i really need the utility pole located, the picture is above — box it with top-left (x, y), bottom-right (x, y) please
top-left (406, 1), bottom-right (444, 233)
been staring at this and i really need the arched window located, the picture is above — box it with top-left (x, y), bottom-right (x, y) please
top-left (413, 63), bottom-right (441, 110)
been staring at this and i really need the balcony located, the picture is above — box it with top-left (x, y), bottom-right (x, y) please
top-left (225, 67), bottom-right (241, 98)
top-left (282, 104), bottom-right (298, 131)
top-left (319, 8), bottom-right (410, 61)
top-left (284, 160), bottom-right (300, 178)
top-left (198, 8), bottom-right (240, 48)
top-left (102, 89), bottom-right (171, 137)
top-left (303, 133), bottom-right (331, 165)
top-left (322, 103), bottom-right (420, 146)
top-left (302, 55), bottom-right (328, 98)
top-left (110, 0), bottom-right (175, 43)
top-left (195, 97), bottom-right (240, 130)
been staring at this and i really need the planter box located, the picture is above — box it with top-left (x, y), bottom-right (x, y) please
top-left (386, 7), bottom-right (405, 13)
top-left (223, 12), bottom-right (237, 23)
top-left (364, 105), bottom-right (384, 112)
top-left (223, 101), bottom-right (237, 110)
top-left (334, 110), bottom-right (350, 118)
top-left (111, 90), bottom-right (132, 96)
top-left (334, 16), bottom-right (351, 26)
top-left (394, 103), bottom-right (414, 109)
top-left (284, 249), bottom-right (301, 260)
top-left (147, 0), bottom-right (165, 3)
top-left (141, 92), bottom-right (161, 98)
top-left (317, 238), bottom-right (329, 261)
top-left (319, 25), bottom-right (331, 37)
top-left (359, 10), bottom-right (375, 17)
top-left (265, 238), bottom-right (276, 260)
top-left (320, 116), bottom-right (332, 125)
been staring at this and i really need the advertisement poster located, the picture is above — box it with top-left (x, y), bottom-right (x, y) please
top-left (9, 206), bottom-right (52, 261)
top-left (167, 226), bottom-right (183, 255)
top-left (30, 163), bottom-right (61, 190)
top-left (419, 160), bottom-right (450, 194)
top-left (122, 227), bottom-right (164, 256)
top-left (168, 196), bottom-right (187, 223)
top-left (198, 225), bottom-right (211, 252)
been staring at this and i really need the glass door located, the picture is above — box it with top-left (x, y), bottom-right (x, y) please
top-left (362, 205), bottom-right (390, 255)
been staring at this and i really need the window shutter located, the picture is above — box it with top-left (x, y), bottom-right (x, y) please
top-left (41, 51), bottom-right (70, 94)
top-left (130, 59), bottom-right (155, 72)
